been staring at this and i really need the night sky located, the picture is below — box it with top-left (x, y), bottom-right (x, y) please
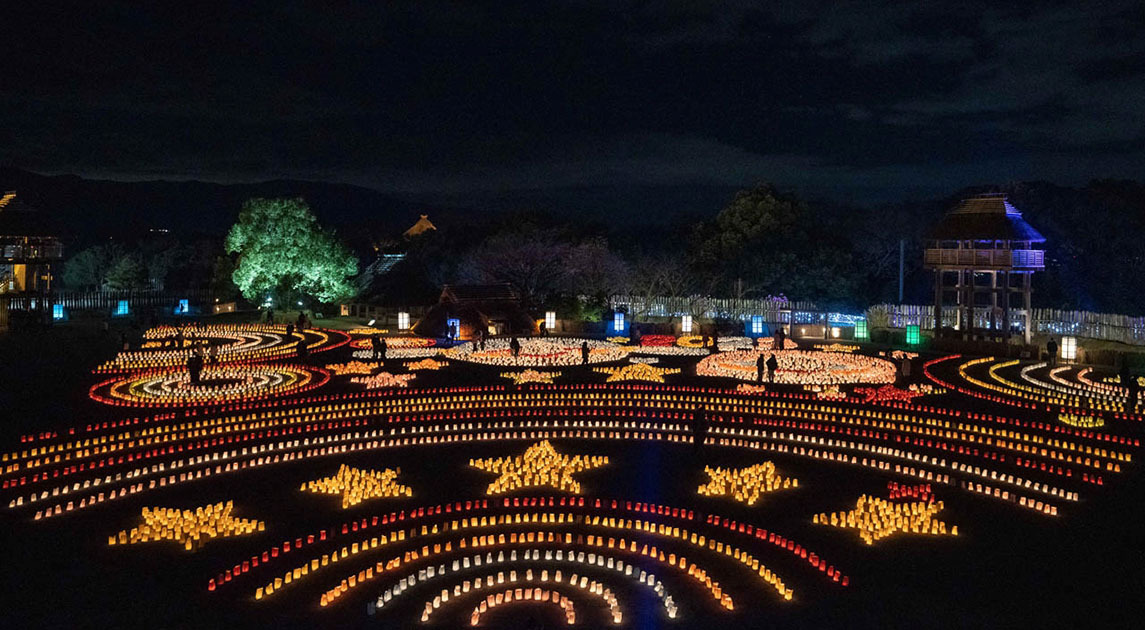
top-left (3, 1), bottom-right (1144, 203)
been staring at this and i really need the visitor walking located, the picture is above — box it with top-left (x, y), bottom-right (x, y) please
top-left (756, 353), bottom-right (766, 383)
top-left (775, 327), bottom-right (786, 350)
top-left (702, 333), bottom-right (710, 350)
top-left (510, 336), bottom-right (521, 358)
top-left (266, 307), bottom-right (274, 324)
top-left (297, 338), bottom-right (309, 360)
top-left (539, 320), bottom-right (547, 338)
top-left (766, 353), bottom-right (779, 383)
top-left (691, 406), bottom-right (707, 453)
top-left (286, 323), bottom-right (295, 339)
top-left (1122, 364), bottom-right (1140, 411)
top-left (208, 344), bottom-right (217, 365)
top-left (1047, 338), bottom-right (1058, 366)
top-left (581, 341), bottom-right (590, 365)
top-left (378, 337), bottom-right (387, 361)
top-left (187, 352), bottom-right (203, 385)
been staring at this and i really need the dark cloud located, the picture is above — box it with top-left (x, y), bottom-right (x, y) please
top-left (1, 0), bottom-right (1143, 203)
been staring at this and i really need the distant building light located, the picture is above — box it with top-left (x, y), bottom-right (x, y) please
top-left (681, 314), bottom-right (693, 334)
top-left (397, 312), bottom-right (410, 330)
top-left (367, 318), bottom-right (376, 326)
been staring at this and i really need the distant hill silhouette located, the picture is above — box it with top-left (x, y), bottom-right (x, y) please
top-left (0, 167), bottom-right (462, 254)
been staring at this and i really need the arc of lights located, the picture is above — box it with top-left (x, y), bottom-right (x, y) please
top-left (415, 567), bottom-right (622, 624)
top-left (371, 547), bottom-right (675, 621)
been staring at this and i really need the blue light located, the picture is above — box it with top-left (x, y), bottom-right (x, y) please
top-left (114, 300), bottom-right (129, 317)
top-left (175, 299), bottom-right (189, 314)
top-left (751, 315), bottom-right (763, 335)
top-left (52, 304), bottom-right (64, 320)
top-left (613, 312), bottom-right (625, 333)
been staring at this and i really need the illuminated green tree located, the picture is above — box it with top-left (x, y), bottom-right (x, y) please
top-left (225, 198), bottom-right (358, 305)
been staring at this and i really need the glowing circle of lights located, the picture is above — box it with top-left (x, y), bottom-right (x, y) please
top-left (91, 363), bottom-right (328, 407)
top-left (446, 338), bottom-right (628, 367)
top-left (697, 350), bottom-right (896, 385)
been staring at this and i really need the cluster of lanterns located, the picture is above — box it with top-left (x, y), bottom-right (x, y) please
top-left (301, 464), bottom-right (412, 508)
top-left (813, 495), bottom-right (957, 545)
top-left (853, 384), bottom-right (933, 404)
top-left (350, 372), bottom-right (416, 390)
top-left (350, 337), bottom-right (435, 349)
top-left (805, 384), bottom-right (846, 400)
top-left (470, 440), bottom-right (609, 495)
top-left (697, 350), bottom-right (896, 385)
top-left (326, 361), bottom-right (380, 375)
top-left (1059, 412), bottom-right (1105, 428)
top-left (697, 462), bottom-right (797, 505)
top-left (91, 363), bottom-right (326, 407)
top-left (594, 363), bottom-right (680, 383)
top-left (353, 347), bottom-right (440, 360)
top-left (813, 343), bottom-right (859, 353)
top-left (405, 358), bottom-right (447, 371)
top-left (347, 327), bottom-right (389, 336)
top-left (109, 500), bottom-right (263, 550)
top-left (446, 338), bottom-right (628, 367)
top-left (501, 370), bottom-right (560, 385)
top-left (639, 334), bottom-right (676, 346)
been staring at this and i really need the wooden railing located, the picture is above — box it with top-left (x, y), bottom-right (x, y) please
top-left (924, 248), bottom-right (1044, 269)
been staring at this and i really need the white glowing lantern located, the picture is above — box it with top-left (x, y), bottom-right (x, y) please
top-left (751, 315), bottom-right (763, 335)
top-left (681, 315), bottom-right (693, 334)
top-left (831, 326), bottom-right (841, 338)
top-left (545, 311), bottom-right (556, 330)
top-left (398, 312), bottom-right (410, 330)
top-left (613, 312), bottom-right (625, 333)
top-left (1061, 336), bottom-right (1077, 361)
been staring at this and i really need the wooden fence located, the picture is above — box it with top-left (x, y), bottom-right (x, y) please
top-left (615, 295), bottom-right (1145, 346)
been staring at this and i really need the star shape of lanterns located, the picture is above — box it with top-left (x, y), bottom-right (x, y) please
top-left (301, 465), bottom-right (412, 509)
top-left (501, 369), bottom-right (561, 385)
top-left (697, 462), bottom-right (797, 506)
top-left (812, 495), bottom-right (958, 545)
top-left (405, 358), bottom-right (447, 371)
top-left (326, 361), bottom-right (381, 375)
top-left (469, 440), bottom-right (608, 495)
top-left (350, 372), bottom-right (415, 390)
top-left (108, 501), bottom-right (264, 551)
top-left (594, 363), bottom-right (680, 383)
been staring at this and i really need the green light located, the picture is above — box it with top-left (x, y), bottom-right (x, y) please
top-left (906, 324), bottom-right (920, 345)
top-left (855, 319), bottom-right (868, 340)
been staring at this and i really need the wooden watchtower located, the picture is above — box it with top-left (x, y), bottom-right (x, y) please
top-left (924, 193), bottom-right (1045, 343)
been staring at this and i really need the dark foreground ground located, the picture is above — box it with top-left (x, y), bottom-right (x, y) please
top-left (0, 322), bottom-right (1143, 629)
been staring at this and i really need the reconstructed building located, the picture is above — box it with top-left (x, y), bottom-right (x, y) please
top-left (0, 192), bottom-right (63, 327)
top-left (924, 193), bottom-right (1045, 343)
